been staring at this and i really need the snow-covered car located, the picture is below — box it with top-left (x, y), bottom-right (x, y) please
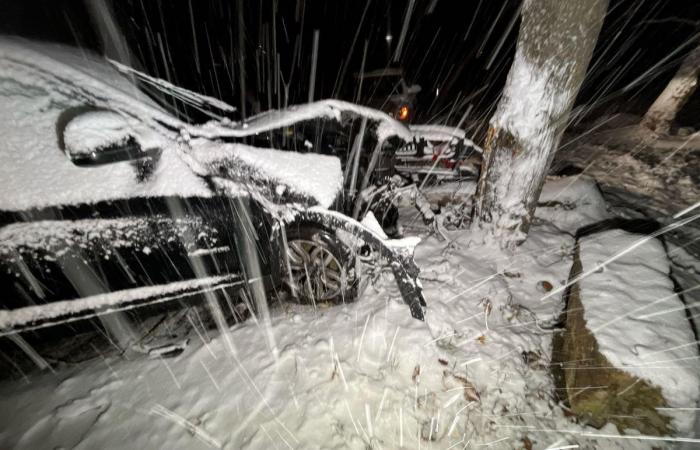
top-left (0, 38), bottom-right (426, 345)
top-left (196, 98), bottom-right (415, 220)
top-left (396, 124), bottom-right (483, 184)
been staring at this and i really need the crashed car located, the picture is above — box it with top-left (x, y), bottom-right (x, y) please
top-left (0, 38), bottom-right (426, 360)
top-left (396, 124), bottom-right (483, 184)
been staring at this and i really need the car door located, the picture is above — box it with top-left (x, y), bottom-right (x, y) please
top-left (0, 106), bottom-right (278, 339)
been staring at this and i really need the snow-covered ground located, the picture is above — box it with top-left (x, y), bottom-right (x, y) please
top-left (576, 229), bottom-right (700, 431)
top-left (2, 176), bottom-right (697, 449)
top-left (556, 120), bottom-right (700, 444)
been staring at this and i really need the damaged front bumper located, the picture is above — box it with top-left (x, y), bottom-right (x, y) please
top-left (291, 207), bottom-right (427, 320)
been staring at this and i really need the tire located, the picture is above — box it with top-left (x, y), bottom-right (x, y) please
top-left (284, 225), bottom-right (359, 305)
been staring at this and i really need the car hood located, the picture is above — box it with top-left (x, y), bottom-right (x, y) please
top-left (185, 138), bottom-right (343, 209)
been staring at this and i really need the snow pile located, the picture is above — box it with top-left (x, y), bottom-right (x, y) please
top-left (189, 140), bottom-right (343, 208)
top-left (578, 229), bottom-right (700, 430)
top-left (537, 175), bottom-right (611, 233)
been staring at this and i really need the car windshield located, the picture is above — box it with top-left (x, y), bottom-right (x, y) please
top-left (125, 71), bottom-right (238, 125)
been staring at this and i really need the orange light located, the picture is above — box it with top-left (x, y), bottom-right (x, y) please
top-left (398, 105), bottom-right (410, 121)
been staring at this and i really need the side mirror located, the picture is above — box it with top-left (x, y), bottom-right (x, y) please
top-left (62, 109), bottom-right (162, 166)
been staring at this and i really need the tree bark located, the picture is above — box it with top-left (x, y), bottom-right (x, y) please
top-left (473, 0), bottom-right (607, 248)
top-left (641, 42), bottom-right (700, 134)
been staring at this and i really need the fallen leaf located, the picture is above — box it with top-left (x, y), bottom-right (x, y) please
top-left (464, 385), bottom-right (480, 402)
top-left (539, 280), bottom-right (553, 292)
top-left (451, 374), bottom-right (481, 402)
top-left (412, 365), bottom-right (421, 384)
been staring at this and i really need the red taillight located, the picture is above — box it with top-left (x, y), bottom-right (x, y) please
top-left (398, 105), bottom-right (410, 121)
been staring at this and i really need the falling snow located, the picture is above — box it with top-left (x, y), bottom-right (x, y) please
top-left (1, 0), bottom-right (700, 448)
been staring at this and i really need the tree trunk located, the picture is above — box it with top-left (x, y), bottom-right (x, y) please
top-left (472, 0), bottom-right (607, 248)
top-left (641, 42), bottom-right (700, 134)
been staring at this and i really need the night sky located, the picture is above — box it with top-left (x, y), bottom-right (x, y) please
top-left (2, 0), bottom-right (699, 130)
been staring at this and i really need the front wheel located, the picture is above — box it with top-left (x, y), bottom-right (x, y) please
top-left (284, 226), bottom-right (359, 305)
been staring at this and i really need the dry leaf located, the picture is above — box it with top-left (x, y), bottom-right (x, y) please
top-left (451, 374), bottom-right (481, 402)
top-left (412, 365), bottom-right (421, 383)
top-left (538, 280), bottom-right (553, 292)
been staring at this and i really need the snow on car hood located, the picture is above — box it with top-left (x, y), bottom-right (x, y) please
top-left (188, 139), bottom-right (343, 208)
top-left (0, 37), bottom-right (210, 212)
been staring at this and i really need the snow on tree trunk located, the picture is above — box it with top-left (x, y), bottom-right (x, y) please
top-left (473, 0), bottom-right (607, 248)
top-left (641, 42), bottom-right (700, 135)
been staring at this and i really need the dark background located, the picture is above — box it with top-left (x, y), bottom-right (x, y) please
top-left (2, 0), bottom-right (699, 132)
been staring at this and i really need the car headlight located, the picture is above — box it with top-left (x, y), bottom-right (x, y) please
top-left (398, 105), bottom-right (410, 121)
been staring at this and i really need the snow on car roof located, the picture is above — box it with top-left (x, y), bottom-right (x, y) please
top-left (0, 37), bottom-right (211, 212)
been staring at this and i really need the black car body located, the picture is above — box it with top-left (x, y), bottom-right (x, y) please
top-left (0, 38), bottom-right (426, 348)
